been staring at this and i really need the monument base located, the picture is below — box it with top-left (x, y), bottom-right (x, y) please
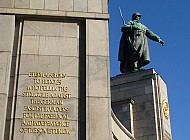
top-left (111, 69), bottom-right (172, 140)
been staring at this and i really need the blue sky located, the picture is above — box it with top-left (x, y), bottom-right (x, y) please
top-left (108, 1), bottom-right (190, 139)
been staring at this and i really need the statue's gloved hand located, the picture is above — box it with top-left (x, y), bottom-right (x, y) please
top-left (132, 25), bottom-right (141, 30)
top-left (158, 39), bottom-right (164, 46)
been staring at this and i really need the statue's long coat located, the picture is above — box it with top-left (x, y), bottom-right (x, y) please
top-left (118, 20), bottom-right (161, 73)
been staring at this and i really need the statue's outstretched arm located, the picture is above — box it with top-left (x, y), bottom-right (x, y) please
top-left (146, 29), bottom-right (164, 46)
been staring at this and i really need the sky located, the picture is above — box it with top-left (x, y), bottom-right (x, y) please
top-left (108, 1), bottom-right (190, 140)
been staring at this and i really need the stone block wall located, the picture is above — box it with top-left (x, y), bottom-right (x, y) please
top-left (0, 1), bottom-right (111, 140)
top-left (0, 0), bottom-right (108, 14)
top-left (10, 20), bottom-right (80, 140)
top-left (111, 69), bottom-right (172, 140)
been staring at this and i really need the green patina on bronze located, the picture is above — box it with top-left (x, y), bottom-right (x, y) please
top-left (118, 12), bottom-right (164, 73)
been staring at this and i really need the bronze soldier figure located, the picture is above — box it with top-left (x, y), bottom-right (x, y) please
top-left (118, 12), bottom-right (164, 73)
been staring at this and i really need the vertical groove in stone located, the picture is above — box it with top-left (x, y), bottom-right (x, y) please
top-left (78, 20), bottom-right (86, 140)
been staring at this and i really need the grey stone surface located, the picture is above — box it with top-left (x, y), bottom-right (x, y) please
top-left (111, 69), bottom-right (156, 86)
top-left (88, 0), bottom-right (102, 13)
top-left (0, 52), bottom-right (12, 93)
top-left (45, 0), bottom-right (59, 10)
top-left (23, 21), bottom-right (63, 37)
top-left (0, 8), bottom-right (109, 20)
top-left (10, 19), bottom-right (81, 140)
top-left (88, 56), bottom-right (109, 97)
top-left (30, 0), bottom-right (44, 9)
top-left (59, 0), bottom-right (73, 11)
top-left (74, 0), bottom-right (87, 12)
top-left (102, 0), bottom-right (108, 13)
top-left (0, 93), bottom-right (8, 140)
top-left (155, 75), bottom-right (172, 139)
top-left (0, 0), bottom-right (14, 8)
top-left (21, 36), bottom-right (39, 55)
top-left (0, 15), bottom-right (15, 51)
top-left (0, 0), bottom-right (109, 14)
top-left (86, 18), bottom-right (111, 140)
top-left (19, 55), bottom-right (39, 74)
top-left (38, 55), bottom-right (60, 72)
top-left (22, 21), bottom-right (79, 57)
top-left (61, 77), bottom-right (78, 98)
top-left (0, 19), bottom-right (15, 133)
top-left (87, 20), bottom-right (109, 56)
top-left (14, 0), bottom-right (30, 8)
top-left (0, 1), bottom-right (111, 140)
top-left (111, 87), bottom-right (145, 102)
top-left (39, 36), bottom-right (78, 56)
top-left (111, 69), bottom-right (172, 140)
top-left (87, 97), bottom-right (111, 140)
top-left (19, 55), bottom-right (61, 74)
top-left (59, 56), bottom-right (78, 77)
top-left (62, 22), bottom-right (79, 38)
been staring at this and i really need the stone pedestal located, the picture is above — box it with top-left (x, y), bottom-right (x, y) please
top-left (111, 69), bottom-right (172, 140)
top-left (0, 1), bottom-right (111, 140)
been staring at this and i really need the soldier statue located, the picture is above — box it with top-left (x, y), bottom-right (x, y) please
top-left (118, 12), bottom-right (164, 73)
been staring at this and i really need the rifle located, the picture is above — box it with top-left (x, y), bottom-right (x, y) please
top-left (119, 7), bottom-right (126, 25)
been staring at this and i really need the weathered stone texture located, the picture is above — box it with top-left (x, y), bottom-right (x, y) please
top-left (45, 0), bottom-right (59, 10)
top-left (111, 69), bottom-right (172, 140)
top-left (87, 20), bottom-right (109, 56)
top-left (87, 97), bottom-right (111, 140)
top-left (14, 0), bottom-right (30, 8)
top-left (21, 36), bottom-right (39, 55)
top-left (30, 0), bottom-right (44, 9)
top-left (0, 0), bottom-right (14, 8)
top-left (74, 0), bottom-right (87, 12)
top-left (0, 94), bottom-right (8, 140)
top-left (11, 20), bottom-right (80, 140)
top-left (0, 15), bottom-right (15, 52)
top-left (88, 56), bottom-right (109, 97)
top-left (0, 15), bottom-right (15, 140)
top-left (86, 19), bottom-right (111, 140)
top-left (23, 21), bottom-right (63, 36)
top-left (102, 0), bottom-right (108, 13)
top-left (88, 0), bottom-right (102, 13)
top-left (59, 0), bottom-right (73, 11)
top-left (0, 52), bottom-right (12, 93)
top-left (0, 1), bottom-right (111, 140)
top-left (59, 56), bottom-right (78, 77)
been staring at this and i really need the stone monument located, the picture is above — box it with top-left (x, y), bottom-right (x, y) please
top-left (0, 1), bottom-right (172, 140)
top-left (111, 69), bottom-right (172, 140)
top-left (118, 12), bottom-right (164, 73)
top-left (111, 9), bottom-right (172, 140)
top-left (111, 12), bottom-right (172, 139)
top-left (0, 1), bottom-right (111, 140)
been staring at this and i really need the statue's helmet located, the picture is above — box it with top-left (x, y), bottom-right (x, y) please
top-left (132, 12), bottom-right (141, 20)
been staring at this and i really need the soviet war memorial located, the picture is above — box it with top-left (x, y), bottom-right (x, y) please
top-left (0, 0), bottom-right (173, 140)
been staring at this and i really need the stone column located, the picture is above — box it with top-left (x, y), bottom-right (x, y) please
top-left (111, 69), bottom-right (172, 140)
top-left (86, 19), bottom-right (112, 140)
